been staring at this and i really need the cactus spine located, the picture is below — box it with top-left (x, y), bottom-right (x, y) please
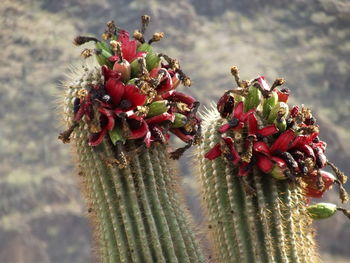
top-left (198, 107), bottom-right (319, 263)
top-left (62, 66), bottom-right (205, 263)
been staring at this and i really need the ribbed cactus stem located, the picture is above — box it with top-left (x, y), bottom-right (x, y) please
top-left (62, 66), bottom-right (205, 263)
top-left (198, 108), bottom-right (319, 263)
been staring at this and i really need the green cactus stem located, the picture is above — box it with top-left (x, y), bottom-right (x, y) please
top-left (61, 65), bottom-right (205, 263)
top-left (198, 107), bottom-right (319, 263)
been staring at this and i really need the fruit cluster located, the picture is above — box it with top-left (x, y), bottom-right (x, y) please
top-left (59, 17), bottom-right (201, 164)
top-left (204, 66), bottom-right (349, 219)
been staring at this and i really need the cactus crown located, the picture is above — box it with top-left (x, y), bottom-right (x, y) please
top-left (59, 16), bottom-right (202, 163)
top-left (204, 66), bottom-right (349, 220)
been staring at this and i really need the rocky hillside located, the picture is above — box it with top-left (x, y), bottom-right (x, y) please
top-left (1, 0), bottom-right (349, 262)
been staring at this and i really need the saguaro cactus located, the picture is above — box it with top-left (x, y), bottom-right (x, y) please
top-left (59, 17), bottom-right (205, 263)
top-left (198, 67), bottom-right (349, 263)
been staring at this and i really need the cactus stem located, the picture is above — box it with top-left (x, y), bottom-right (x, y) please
top-left (63, 65), bottom-right (205, 263)
top-left (199, 106), bottom-right (319, 262)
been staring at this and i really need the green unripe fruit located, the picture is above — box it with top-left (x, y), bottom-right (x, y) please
top-left (98, 41), bottom-right (114, 54)
top-left (307, 203), bottom-right (337, 220)
top-left (245, 86), bottom-right (262, 112)
top-left (146, 53), bottom-right (161, 71)
top-left (274, 117), bottom-right (287, 132)
top-left (263, 92), bottom-right (278, 118)
top-left (267, 102), bottom-right (289, 124)
top-left (95, 42), bottom-right (113, 68)
top-left (234, 94), bottom-right (245, 104)
top-left (127, 78), bottom-right (137, 85)
top-left (171, 113), bottom-right (187, 128)
top-left (270, 165), bottom-right (288, 180)
top-left (130, 59), bottom-right (141, 78)
top-left (108, 126), bottom-right (125, 145)
top-left (137, 43), bottom-right (161, 71)
top-left (137, 43), bottom-right (153, 53)
top-left (147, 100), bottom-right (169, 117)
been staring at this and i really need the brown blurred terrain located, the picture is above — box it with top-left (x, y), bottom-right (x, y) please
top-left (0, 0), bottom-right (350, 262)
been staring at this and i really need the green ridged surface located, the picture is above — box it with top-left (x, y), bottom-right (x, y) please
top-left (62, 66), bottom-right (205, 263)
top-left (198, 108), bottom-right (319, 263)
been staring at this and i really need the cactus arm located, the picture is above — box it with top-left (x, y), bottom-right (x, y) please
top-left (198, 107), bottom-right (320, 263)
top-left (62, 65), bottom-right (205, 263)
top-left (199, 67), bottom-right (347, 263)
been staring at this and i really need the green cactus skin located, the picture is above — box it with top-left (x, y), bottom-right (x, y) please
top-left (62, 65), bottom-right (205, 263)
top-left (198, 107), bottom-right (319, 263)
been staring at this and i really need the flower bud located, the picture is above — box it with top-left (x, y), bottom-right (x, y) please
top-left (263, 91), bottom-right (278, 118)
top-left (149, 32), bottom-right (164, 44)
top-left (307, 203), bottom-right (337, 220)
top-left (153, 32), bottom-right (164, 41)
top-left (146, 100), bottom-right (169, 117)
top-left (244, 86), bottom-right (262, 112)
top-left (267, 102), bottom-right (289, 124)
top-left (109, 126), bottom-right (125, 145)
top-left (133, 30), bottom-right (143, 41)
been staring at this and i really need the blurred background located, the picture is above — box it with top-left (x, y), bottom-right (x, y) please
top-left (1, 0), bottom-right (350, 262)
